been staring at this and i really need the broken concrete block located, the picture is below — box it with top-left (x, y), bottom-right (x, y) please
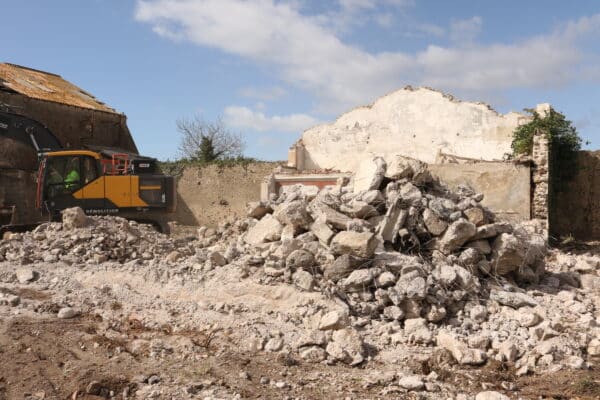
top-left (246, 201), bottom-right (273, 219)
top-left (399, 182), bottom-right (423, 206)
top-left (293, 269), bottom-right (314, 291)
top-left (353, 156), bottom-right (386, 192)
top-left (310, 217), bottom-right (335, 245)
top-left (471, 222), bottom-right (512, 240)
top-left (464, 207), bottom-right (486, 226)
top-left (342, 268), bottom-right (379, 291)
top-left (340, 201), bottom-right (378, 219)
top-left (489, 288), bottom-right (538, 308)
top-left (404, 318), bottom-right (434, 345)
top-left (378, 200), bottom-right (408, 243)
top-left (490, 233), bottom-right (528, 275)
top-left (437, 218), bottom-right (476, 254)
top-left (383, 305), bottom-right (405, 320)
top-left (323, 254), bottom-right (368, 281)
top-left (357, 190), bottom-right (384, 205)
top-left (475, 391), bottom-right (510, 400)
top-left (319, 310), bottom-right (349, 330)
top-left (330, 231), bottom-right (378, 258)
top-left (274, 200), bottom-right (312, 229)
top-left (62, 207), bottom-right (89, 230)
top-left (16, 268), bottom-right (36, 284)
top-left (437, 330), bottom-right (487, 365)
top-left (385, 154), bottom-right (430, 185)
top-left (326, 328), bottom-right (365, 365)
top-left (244, 214), bottom-right (283, 245)
top-left (300, 346), bottom-right (327, 363)
top-left (466, 239), bottom-right (492, 255)
top-left (422, 208), bottom-right (447, 236)
top-left (309, 201), bottom-right (352, 230)
top-left (285, 249), bottom-right (315, 271)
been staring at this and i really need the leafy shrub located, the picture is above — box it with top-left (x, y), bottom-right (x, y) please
top-left (511, 108), bottom-right (582, 191)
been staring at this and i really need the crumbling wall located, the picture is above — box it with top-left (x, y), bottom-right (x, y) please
top-left (294, 87), bottom-right (530, 172)
top-left (429, 162), bottom-right (531, 223)
top-left (553, 151), bottom-right (600, 240)
top-left (531, 129), bottom-right (550, 229)
top-left (0, 170), bottom-right (43, 225)
top-left (0, 92), bottom-right (138, 156)
top-left (174, 162), bottom-right (278, 227)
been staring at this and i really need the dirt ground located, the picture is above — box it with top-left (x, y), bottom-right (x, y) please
top-left (1, 310), bottom-right (599, 400)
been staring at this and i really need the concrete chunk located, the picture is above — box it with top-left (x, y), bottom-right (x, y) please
top-left (353, 156), bottom-right (386, 192)
top-left (378, 200), bottom-right (407, 243)
top-left (274, 200), bottom-right (312, 229)
top-left (323, 254), bottom-right (368, 281)
top-left (437, 218), bottom-right (476, 254)
top-left (309, 201), bottom-right (352, 230)
top-left (489, 289), bottom-right (538, 308)
top-left (244, 214), bottom-right (283, 245)
top-left (330, 231), bottom-right (377, 258)
top-left (437, 330), bottom-right (487, 365)
top-left (422, 208), bottom-right (447, 236)
top-left (309, 217), bottom-right (335, 245)
top-left (246, 201), bottom-right (272, 219)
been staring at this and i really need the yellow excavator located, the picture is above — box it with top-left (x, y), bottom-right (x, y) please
top-left (1, 110), bottom-right (176, 234)
top-left (35, 147), bottom-right (176, 233)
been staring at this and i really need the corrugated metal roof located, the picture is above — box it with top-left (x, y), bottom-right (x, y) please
top-left (0, 63), bottom-right (118, 114)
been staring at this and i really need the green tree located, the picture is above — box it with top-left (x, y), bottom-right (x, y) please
top-left (511, 108), bottom-right (582, 191)
top-left (511, 108), bottom-right (581, 156)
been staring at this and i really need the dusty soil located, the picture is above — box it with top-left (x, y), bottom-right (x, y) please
top-left (1, 310), bottom-right (599, 400)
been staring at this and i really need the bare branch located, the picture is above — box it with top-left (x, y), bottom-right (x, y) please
top-left (176, 115), bottom-right (245, 161)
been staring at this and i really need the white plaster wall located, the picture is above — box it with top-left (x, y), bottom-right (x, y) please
top-left (300, 87), bottom-right (531, 172)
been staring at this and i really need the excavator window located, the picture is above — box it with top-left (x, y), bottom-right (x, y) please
top-left (45, 156), bottom-right (82, 197)
top-left (83, 157), bottom-right (98, 184)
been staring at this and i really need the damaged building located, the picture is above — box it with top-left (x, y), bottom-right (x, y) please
top-left (264, 87), bottom-right (598, 240)
top-left (0, 63), bottom-right (139, 226)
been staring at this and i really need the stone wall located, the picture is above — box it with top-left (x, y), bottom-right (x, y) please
top-left (429, 162), bottom-right (531, 223)
top-left (292, 87), bottom-right (532, 173)
top-left (173, 162), bottom-right (278, 227)
top-left (553, 151), bottom-right (600, 240)
top-left (0, 92), bottom-right (138, 161)
top-left (531, 129), bottom-right (550, 228)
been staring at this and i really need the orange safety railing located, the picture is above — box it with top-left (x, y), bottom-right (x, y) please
top-left (101, 153), bottom-right (131, 175)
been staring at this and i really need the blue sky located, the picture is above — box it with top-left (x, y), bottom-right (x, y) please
top-left (1, 0), bottom-right (599, 160)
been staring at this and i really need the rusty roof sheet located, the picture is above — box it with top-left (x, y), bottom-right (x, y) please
top-left (0, 63), bottom-right (118, 114)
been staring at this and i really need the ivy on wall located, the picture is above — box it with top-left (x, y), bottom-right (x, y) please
top-left (511, 108), bottom-right (582, 191)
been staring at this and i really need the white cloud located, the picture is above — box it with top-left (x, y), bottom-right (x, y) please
top-left (449, 16), bottom-right (482, 44)
top-left (136, 1), bottom-right (600, 113)
top-left (413, 22), bottom-right (445, 37)
top-left (223, 106), bottom-right (320, 133)
top-left (239, 86), bottom-right (287, 101)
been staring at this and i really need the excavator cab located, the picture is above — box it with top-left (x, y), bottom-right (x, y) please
top-left (36, 148), bottom-right (176, 232)
top-left (39, 152), bottom-right (101, 212)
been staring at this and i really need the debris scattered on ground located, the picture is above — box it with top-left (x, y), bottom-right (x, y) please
top-left (0, 155), bottom-right (599, 398)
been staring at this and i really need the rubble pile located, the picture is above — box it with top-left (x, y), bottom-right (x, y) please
top-left (0, 207), bottom-right (195, 265)
top-left (0, 155), bottom-right (599, 398)
top-left (235, 155), bottom-right (547, 323)
top-left (212, 155), bottom-right (593, 372)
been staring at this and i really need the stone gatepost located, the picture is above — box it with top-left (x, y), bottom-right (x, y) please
top-left (531, 128), bottom-right (550, 235)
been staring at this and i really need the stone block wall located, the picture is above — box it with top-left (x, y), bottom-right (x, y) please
top-left (553, 151), bottom-right (600, 240)
top-left (531, 129), bottom-right (550, 229)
